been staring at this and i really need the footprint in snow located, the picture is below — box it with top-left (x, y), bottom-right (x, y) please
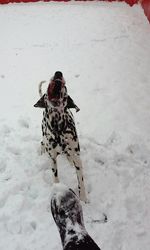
top-left (75, 74), bottom-right (80, 78)
top-left (6, 219), bottom-right (37, 235)
top-left (0, 125), bottom-right (12, 136)
top-left (0, 161), bottom-right (7, 173)
top-left (94, 157), bottom-right (105, 166)
top-left (18, 118), bottom-right (29, 129)
top-left (127, 144), bottom-right (150, 166)
top-left (6, 219), bottom-right (22, 234)
top-left (7, 146), bottom-right (21, 156)
top-left (105, 131), bottom-right (121, 148)
top-left (43, 169), bottom-right (53, 184)
top-left (22, 220), bottom-right (37, 234)
top-left (111, 227), bottom-right (124, 250)
top-left (30, 221), bottom-right (37, 230)
top-left (0, 195), bottom-right (8, 208)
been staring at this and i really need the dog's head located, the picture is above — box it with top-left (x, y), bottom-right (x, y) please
top-left (34, 71), bottom-right (65, 109)
top-left (48, 75), bottom-right (65, 107)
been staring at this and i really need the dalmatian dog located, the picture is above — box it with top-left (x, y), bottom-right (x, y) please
top-left (35, 80), bottom-right (87, 202)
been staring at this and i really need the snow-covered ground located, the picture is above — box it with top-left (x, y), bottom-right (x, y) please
top-left (0, 1), bottom-right (150, 250)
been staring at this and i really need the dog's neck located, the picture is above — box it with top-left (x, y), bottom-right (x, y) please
top-left (47, 100), bottom-right (65, 113)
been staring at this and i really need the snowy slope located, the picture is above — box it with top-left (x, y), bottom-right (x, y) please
top-left (0, 2), bottom-right (150, 250)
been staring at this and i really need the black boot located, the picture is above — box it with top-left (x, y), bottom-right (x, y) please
top-left (65, 234), bottom-right (101, 250)
top-left (51, 184), bottom-right (101, 250)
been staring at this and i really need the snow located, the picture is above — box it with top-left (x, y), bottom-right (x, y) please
top-left (0, 1), bottom-right (150, 250)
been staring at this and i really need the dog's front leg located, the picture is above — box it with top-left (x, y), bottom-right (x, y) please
top-left (73, 155), bottom-right (87, 203)
top-left (51, 156), bottom-right (59, 183)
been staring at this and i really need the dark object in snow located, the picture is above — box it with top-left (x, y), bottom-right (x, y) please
top-left (91, 213), bottom-right (108, 224)
top-left (51, 185), bottom-right (101, 250)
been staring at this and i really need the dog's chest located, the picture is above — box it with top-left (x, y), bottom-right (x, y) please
top-left (42, 109), bottom-right (78, 154)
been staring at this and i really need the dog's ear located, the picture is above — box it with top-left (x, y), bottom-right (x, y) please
top-left (34, 94), bottom-right (46, 108)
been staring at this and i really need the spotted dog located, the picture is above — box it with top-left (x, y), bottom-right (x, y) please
top-left (36, 81), bottom-right (87, 202)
